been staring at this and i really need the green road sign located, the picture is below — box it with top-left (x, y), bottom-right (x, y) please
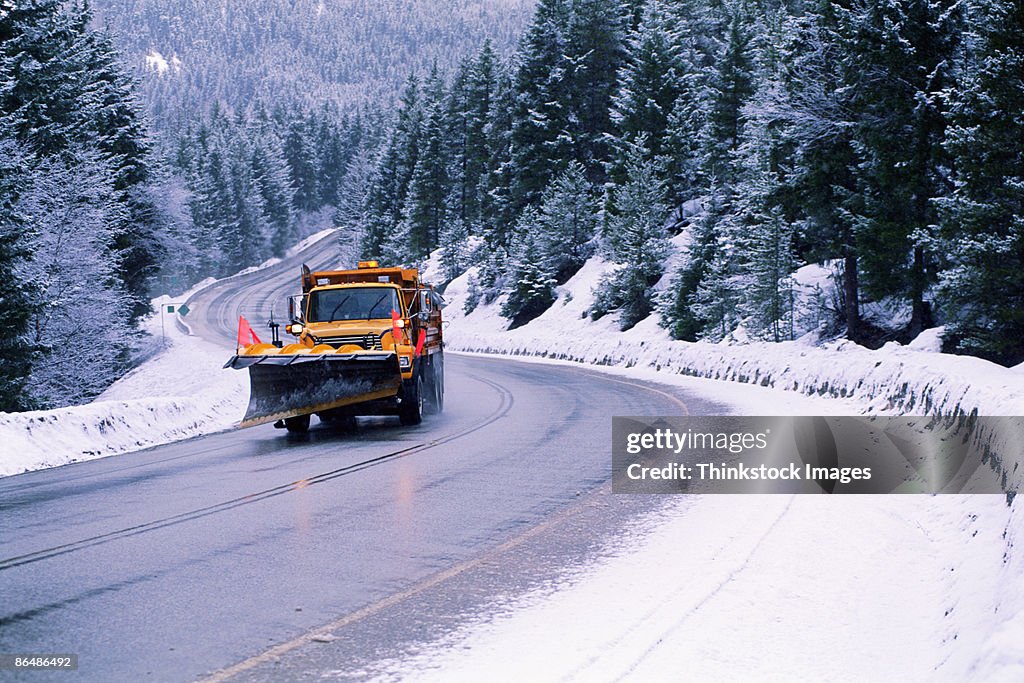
top-left (166, 305), bottom-right (175, 313)
top-left (178, 304), bottom-right (190, 317)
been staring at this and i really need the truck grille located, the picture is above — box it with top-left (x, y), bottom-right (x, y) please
top-left (317, 333), bottom-right (383, 350)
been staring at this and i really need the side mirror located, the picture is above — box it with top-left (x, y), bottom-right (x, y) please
top-left (288, 294), bottom-right (306, 324)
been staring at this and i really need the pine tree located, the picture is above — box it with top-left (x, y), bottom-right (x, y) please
top-left (841, 0), bottom-right (961, 335)
top-left (661, 200), bottom-right (719, 341)
top-left (610, 0), bottom-right (685, 181)
top-left (781, 0), bottom-right (862, 340)
top-left (563, 0), bottom-right (628, 177)
top-left (333, 146), bottom-right (375, 237)
top-left (479, 64), bottom-right (517, 251)
top-left (536, 161), bottom-right (598, 282)
top-left (313, 115), bottom-right (341, 209)
top-left (714, 9), bottom-right (797, 342)
top-left (362, 75), bottom-right (423, 257)
top-left (0, 137), bottom-right (40, 411)
top-left (935, 0), bottom-right (1024, 364)
top-left (438, 217), bottom-right (471, 283)
top-left (220, 137), bottom-right (271, 273)
top-left (501, 206), bottom-right (557, 327)
top-left (509, 0), bottom-right (573, 212)
top-left (187, 135), bottom-right (233, 277)
top-left (700, 6), bottom-right (755, 186)
top-left (594, 139), bottom-right (670, 330)
top-left (445, 42), bottom-right (496, 230)
top-left (83, 27), bottom-right (164, 322)
top-left (284, 116), bottom-right (320, 213)
top-left (400, 65), bottom-right (450, 258)
top-left (690, 214), bottom-right (739, 340)
top-left (250, 125), bottom-right (296, 258)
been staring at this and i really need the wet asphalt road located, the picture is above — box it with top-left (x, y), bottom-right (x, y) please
top-left (0, 235), bottom-right (721, 681)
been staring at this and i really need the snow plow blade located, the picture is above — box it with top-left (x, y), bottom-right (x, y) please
top-left (226, 350), bottom-right (401, 428)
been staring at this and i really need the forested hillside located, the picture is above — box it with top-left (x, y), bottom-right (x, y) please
top-left (90, 0), bottom-right (536, 128)
top-left (1, 0), bottom-right (163, 410)
top-left (350, 0), bottom-right (1023, 367)
top-left (0, 0), bottom-right (533, 411)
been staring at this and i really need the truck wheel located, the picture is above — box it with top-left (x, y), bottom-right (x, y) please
top-left (399, 376), bottom-right (423, 426)
top-left (284, 414), bottom-right (310, 433)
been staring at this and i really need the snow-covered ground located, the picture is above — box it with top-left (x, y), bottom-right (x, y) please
top-left (0, 292), bottom-right (247, 477)
top-left (369, 493), bottom-right (1022, 682)
top-left (0, 229), bottom-right (343, 477)
top-left (389, 250), bottom-right (1024, 682)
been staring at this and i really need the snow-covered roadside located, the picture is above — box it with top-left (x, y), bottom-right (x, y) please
top-left (443, 257), bottom-right (1024, 417)
top-left (393, 254), bottom-right (1024, 682)
top-left (0, 298), bottom-right (246, 477)
top-left (0, 229), bottom-right (342, 477)
top-left (438, 256), bottom-right (1024, 486)
top-left (370, 493), bottom-right (1021, 682)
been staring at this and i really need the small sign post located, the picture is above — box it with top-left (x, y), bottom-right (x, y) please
top-left (160, 302), bottom-right (189, 348)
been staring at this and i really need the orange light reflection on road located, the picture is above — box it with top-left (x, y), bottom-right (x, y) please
top-left (293, 478), bottom-right (312, 535)
top-left (395, 465), bottom-right (417, 528)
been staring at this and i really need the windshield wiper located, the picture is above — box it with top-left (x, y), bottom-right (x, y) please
top-left (326, 295), bottom-right (351, 322)
top-left (366, 293), bottom-right (390, 320)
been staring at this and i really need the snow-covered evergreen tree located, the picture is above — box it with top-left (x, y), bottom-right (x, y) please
top-left (842, 0), bottom-right (961, 336)
top-left (699, 6), bottom-right (755, 187)
top-left (536, 161), bottom-right (598, 282)
top-left (284, 116), bottom-right (320, 213)
top-left (594, 139), bottom-right (670, 330)
top-left (509, 0), bottom-right (573, 212)
top-left (935, 0), bottom-right (1024, 364)
top-left (0, 137), bottom-right (40, 411)
top-left (438, 217), bottom-right (471, 283)
top-left (780, 0), bottom-right (862, 339)
top-left (501, 206), bottom-right (557, 328)
top-left (610, 0), bottom-right (685, 181)
top-left (401, 66), bottom-right (450, 259)
top-left (250, 124), bottom-right (296, 257)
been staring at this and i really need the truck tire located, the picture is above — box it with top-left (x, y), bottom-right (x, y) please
top-left (399, 375), bottom-right (423, 426)
top-left (284, 414), bottom-right (310, 433)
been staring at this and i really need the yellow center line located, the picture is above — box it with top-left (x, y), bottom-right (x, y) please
top-left (197, 486), bottom-right (608, 682)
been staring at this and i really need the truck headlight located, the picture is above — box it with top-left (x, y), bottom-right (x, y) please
top-left (399, 355), bottom-right (411, 370)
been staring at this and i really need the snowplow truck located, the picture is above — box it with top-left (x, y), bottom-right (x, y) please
top-left (226, 261), bottom-right (445, 432)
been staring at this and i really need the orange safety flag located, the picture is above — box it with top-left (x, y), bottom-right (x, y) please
top-left (414, 328), bottom-right (426, 357)
top-left (237, 315), bottom-right (262, 348)
top-left (391, 309), bottom-right (403, 345)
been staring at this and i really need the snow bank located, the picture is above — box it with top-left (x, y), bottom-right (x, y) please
top-left (443, 254), bottom-right (1024, 486)
top-left (0, 392), bottom-right (242, 477)
top-left (430, 253), bottom-right (1024, 681)
top-left (370, 494), bottom-right (1020, 682)
top-left (0, 301), bottom-right (247, 477)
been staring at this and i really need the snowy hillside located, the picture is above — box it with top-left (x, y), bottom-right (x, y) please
top-left (428, 248), bottom-right (1024, 490)
top-left (91, 0), bottom-right (536, 121)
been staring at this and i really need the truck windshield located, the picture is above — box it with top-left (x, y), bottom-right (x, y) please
top-left (307, 287), bottom-right (401, 322)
